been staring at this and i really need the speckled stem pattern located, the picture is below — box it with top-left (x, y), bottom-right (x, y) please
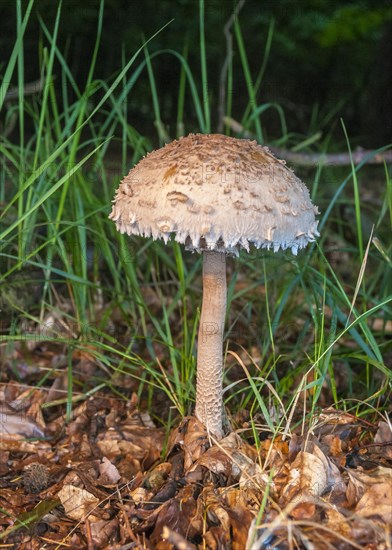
top-left (195, 251), bottom-right (227, 439)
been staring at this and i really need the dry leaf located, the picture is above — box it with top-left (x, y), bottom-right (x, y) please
top-left (58, 484), bottom-right (99, 521)
top-left (355, 482), bottom-right (392, 524)
top-left (374, 420), bottom-right (392, 459)
top-left (226, 507), bottom-right (254, 550)
top-left (88, 518), bottom-right (118, 547)
top-left (346, 466), bottom-right (392, 507)
top-left (290, 500), bottom-right (316, 519)
top-left (197, 484), bottom-right (255, 549)
top-left (261, 436), bottom-right (289, 468)
top-left (130, 486), bottom-right (152, 505)
top-left (167, 416), bottom-right (210, 470)
top-left (221, 487), bottom-right (249, 510)
top-left (98, 456), bottom-right (121, 485)
top-left (188, 432), bottom-right (259, 485)
top-left (0, 434), bottom-right (50, 453)
top-left (322, 434), bottom-right (343, 458)
top-left (282, 450), bottom-right (328, 503)
top-left (144, 463), bottom-right (172, 492)
top-left (150, 486), bottom-right (198, 547)
top-left (0, 405), bottom-right (45, 438)
top-left (324, 508), bottom-right (351, 538)
top-left (310, 442), bottom-right (345, 491)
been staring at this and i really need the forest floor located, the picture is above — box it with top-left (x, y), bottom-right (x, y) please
top-left (0, 342), bottom-right (391, 549)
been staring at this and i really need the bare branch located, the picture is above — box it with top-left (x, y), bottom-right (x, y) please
top-left (224, 117), bottom-right (392, 165)
top-left (4, 78), bottom-right (44, 101)
top-left (162, 526), bottom-right (197, 550)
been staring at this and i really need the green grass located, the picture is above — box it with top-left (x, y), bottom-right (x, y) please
top-left (0, 0), bottom-right (391, 434)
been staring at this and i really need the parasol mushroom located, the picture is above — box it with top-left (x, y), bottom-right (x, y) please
top-left (109, 133), bottom-right (319, 439)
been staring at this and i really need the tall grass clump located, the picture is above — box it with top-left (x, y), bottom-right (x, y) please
top-left (0, 0), bottom-right (391, 431)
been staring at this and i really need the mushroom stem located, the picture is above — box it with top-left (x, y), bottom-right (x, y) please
top-left (195, 250), bottom-right (227, 439)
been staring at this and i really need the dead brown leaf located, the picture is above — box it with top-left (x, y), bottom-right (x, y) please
top-left (97, 456), bottom-right (121, 485)
top-left (57, 484), bottom-right (99, 521)
top-left (149, 485), bottom-right (199, 547)
top-left (282, 450), bottom-right (328, 504)
top-left (0, 391), bottom-right (45, 438)
top-left (355, 481), bottom-right (392, 523)
top-left (290, 500), bottom-right (316, 519)
top-left (187, 432), bottom-right (261, 489)
top-left (374, 420), bottom-right (392, 459)
top-left (87, 517), bottom-right (118, 547)
top-left (324, 507), bottom-right (352, 538)
top-left (346, 466), bottom-right (392, 507)
top-left (167, 416), bottom-right (210, 470)
top-left (0, 434), bottom-right (50, 453)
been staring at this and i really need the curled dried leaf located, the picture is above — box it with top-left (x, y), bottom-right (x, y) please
top-left (355, 482), bottom-right (392, 524)
top-left (282, 451), bottom-right (328, 504)
top-left (58, 485), bottom-right (99, 521)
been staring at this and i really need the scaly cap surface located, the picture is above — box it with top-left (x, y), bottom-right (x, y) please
top-left (109, 133), bottom-right (319, 255)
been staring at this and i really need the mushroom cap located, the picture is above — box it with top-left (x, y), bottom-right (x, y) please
top-left (109, 133), bottom-right (319, 255)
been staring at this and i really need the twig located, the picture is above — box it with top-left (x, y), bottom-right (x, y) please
top-left (162, 526), bottom-right (197, 550)
top-left (270, 146), bottom-right (392, 166)
top-left (116, 485), bottom-right (139, 545)
top-left (4, 78), bottom-right (45, 101)
top-left (85, 518), bottom-right (94, 550)
top-left (224, 116), bottom-right (392, 165)
top-left (217, 0), bottom-right (246, 133)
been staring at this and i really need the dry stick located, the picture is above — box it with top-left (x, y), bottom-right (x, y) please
top-left (224, 116), bottom-right (392, 166)
top-left (4, 77), bottom-right (44, 101)
top-left (217, 0), bottom-right (246, 134)
top-left (271, 145), bottom-right (392, 166)
top-left (116, 486), bottom-right (139, 545)
top-left (162, 526), bottom-right (197, 550)
top-left (85, 518), bottom-right (94, 550)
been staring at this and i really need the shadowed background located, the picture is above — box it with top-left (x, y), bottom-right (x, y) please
top-left (1, 0), bottom-right (391, 146)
